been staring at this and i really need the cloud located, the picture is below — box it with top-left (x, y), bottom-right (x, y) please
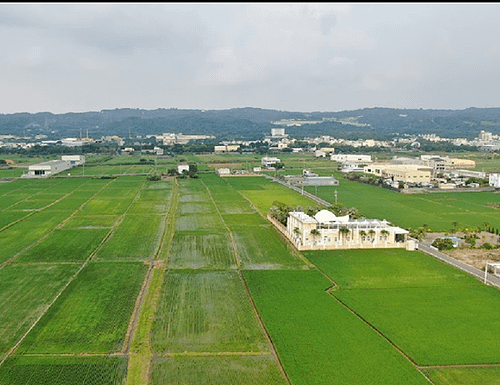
top-left (319, 13), bottom-right (337, 35)
top-left (329, 56), bottom-right (356, 66)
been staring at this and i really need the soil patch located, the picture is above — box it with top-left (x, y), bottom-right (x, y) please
top-left (207, 163), bottom-right (243, 169)
top-left (424, 232), bottom-right (500, 270)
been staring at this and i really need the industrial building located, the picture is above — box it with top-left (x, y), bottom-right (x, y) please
top-left (24, 155), bottom-right (85, 178)
top-left (25, 160), bottom-right (71, 177)
top-left (364, 164), bottom-right (432, 183)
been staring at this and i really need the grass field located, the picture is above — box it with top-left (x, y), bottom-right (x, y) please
top-left (151, 270), bottom-right (269, 354)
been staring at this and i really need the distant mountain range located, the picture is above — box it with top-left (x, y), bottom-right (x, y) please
top-left (1, 107), bottom-right (499, 141)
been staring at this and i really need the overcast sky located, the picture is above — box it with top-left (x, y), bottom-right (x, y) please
top-left (1, 3), bottom-right (499, 114)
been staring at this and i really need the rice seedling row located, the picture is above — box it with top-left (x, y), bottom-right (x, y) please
top-left (243, 270), bottom-right (429, 385)
top-left (16, 228), bottom-right (111, 263)
top-left (151, 270), bottom-right (269, 354)
top-left (16, 262), bottom-right (148, 355)
top-left (94, 214), bottom-right (164, 261)
top-left (150, 355), bottom-right (287, 385)
top-left (308, 249), bottom-right (500, 366)
top-left (0, 264), bottom-right (81, 358)
top-left (0, 355), bottom-right (127, 385)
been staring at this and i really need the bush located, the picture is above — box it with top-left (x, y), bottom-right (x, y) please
top-left (481, 242), bottom-right (495, 250)
top-left (432, 238), bottom-right (455, 251)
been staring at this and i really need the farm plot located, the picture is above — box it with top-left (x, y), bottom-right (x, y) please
top-left (0, 264), bottom-right (80, 358)
top-left (94, 214), bottom-right (164, 261)
top-left (225, 176), bottom-right (319, 216)
top-left (16, 228), bottom-right (110, 263)
top-left (0, 356), bottom-right (127, 385)
top-left (16, 262), bottom-right (148, 354)
top-left (0, 167), bottom-right (24, 178)
top-left (167, 232), bottom-right (235, 269)
top-left (128, 184), bottom-right (172, 214)
top-left (174, 213), bottom-right (226, 233)
top-left (6, 198), bottom-right (56, 211)
top-left (78, 198), bottom-right (135, 216)
top-left (150, 355), bottom-right (287, 385)
top-left (0, 211), bottom-right (32, 230)
top-left (309, 177), bottom-right (500, 231)
top-left (151, 270), bottom-right (269, 354)
top-left (423, 366), bottom-right (500, 385)
top-left (308, 249), bottom-right (500, 366)
top-left (200, 174), bottom-right (255, 214)
top-left (61, 215), bottom-right (118, 229)
top-left (244, 270), bottom-right (429, 385)
top-left (305, 249), bottom-right (480, 290)
top-left (230, 223), bottom-right (307, 269)
top-left (0, 210), bottom-right (73, 264)
top-left (335, 285), bottom-right (500, 366)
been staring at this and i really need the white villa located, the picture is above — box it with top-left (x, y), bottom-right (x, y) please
top-left (284, 210), bottom-right (416, 251)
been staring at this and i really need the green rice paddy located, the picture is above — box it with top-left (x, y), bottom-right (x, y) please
top-left (1, 163), bottom-right (500, 384)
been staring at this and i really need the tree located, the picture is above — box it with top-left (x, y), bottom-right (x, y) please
top-left (432, 238), bottom-right (455, 251)
top-left (380, 229), bottom-right (390, 241)
top-left (339, 226), bottom-right (351, 243)
top-left (368, 229), bottom-right (376, 241)
top-left (310, 229), bottom-right (321, 245)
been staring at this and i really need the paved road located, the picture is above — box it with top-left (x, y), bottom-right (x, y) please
top-left (419, 241), bottom-right (500, 288)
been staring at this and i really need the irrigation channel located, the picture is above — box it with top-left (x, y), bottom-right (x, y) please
top-left (265, 174), bottom-right (500, 289)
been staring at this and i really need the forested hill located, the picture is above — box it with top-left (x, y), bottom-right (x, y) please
top-left (1, 106), bottom-right (500, 141)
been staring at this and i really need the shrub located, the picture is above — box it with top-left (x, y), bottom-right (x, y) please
top-left (481, 242), bottom-right (494, 250)
top-left (432, 238), bottom-right (455, 251)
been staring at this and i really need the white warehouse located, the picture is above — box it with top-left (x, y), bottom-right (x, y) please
top-left (26, 160), bottom-right (71, 177)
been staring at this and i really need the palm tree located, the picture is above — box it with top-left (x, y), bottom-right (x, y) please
top-left (360, 230), bottom-right (367, 242)
top-left (368, 229), bottom-right (376, 242)
top-left (310, 229), bottom-right (321, 246)
top-left (339, 226), bottom-right (351, 244)
top-left (380, 229), bottom-right (390, 242)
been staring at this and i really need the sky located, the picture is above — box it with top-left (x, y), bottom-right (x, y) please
top-left (1, 3), bottom-right (500, 114)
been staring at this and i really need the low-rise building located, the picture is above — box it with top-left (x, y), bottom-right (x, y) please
top-left (217, 168), bottom-right (231, 176)
top-left (283, 210), bottom-right (414, 251)
top-left (61, 155), bottom-right (85, 166)
top-left (261, 156), bottom-right (281, 167)
top-left (490, 173), bottom-right (500, 188)
top-left (178, 165), bottom-right (190, 174)
top-left (331, 154), bottom-right (372, 163)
